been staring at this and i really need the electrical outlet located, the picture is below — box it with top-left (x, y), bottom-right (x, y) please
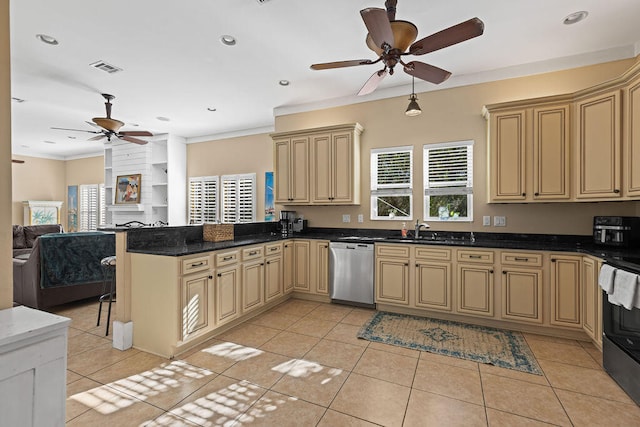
top-left (342, 214), bottom-right (351, 223)
top-left (483, 216), bottom-right (491, 226)
top-left (358, 214), bottom-right (364, 223)
top-left (494, 216), bottom-right (506, 227)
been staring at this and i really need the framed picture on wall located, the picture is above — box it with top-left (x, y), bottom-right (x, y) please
top-left (115, 174), bottom-right (142, 204)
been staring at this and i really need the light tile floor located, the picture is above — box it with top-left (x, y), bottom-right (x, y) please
top-left (54, 298), bottom-right (640, 426)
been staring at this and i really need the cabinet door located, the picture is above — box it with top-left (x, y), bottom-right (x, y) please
top-left (376, 257), bottom-right (410, 305)
top-left (533, 104), bottom-right (571, 200)
top-left (181, 273), bottom-right (210, 341)
top-left (293, 240), bottom-right (310, 292)
top-left (290, 136), bottom-right (310, 203)
top-left (311, 240), bottom-right (329, 295)
top-left (576, 90), bottom-right (621, 199)
top-left (456, 264), bottom-right (495, 317)
top-left (331, 131), bottom-right (355, 203)
top-left (242, 260), bottom-right (264, 313)
top-left (265, 256), bottom-right (283, 302)
top-left (415, 261), bottom-right (452, 311)
top-left (274, 139), bottom-right (291, 204)
top-left (216, 265), bottom-right (241, 325)
top-left (489, 110), bottom-right (527, 201)
top-left (550, 255), bottom-right (582, 328)
top-left (283, 241), bottom-right (294, 294)
top-left (582, 257), bottom-right (599, 341)
top-left (624, 75), bottom-right (640, 197)
top-left (311, 133), bottom-right (332, 203)
top-left (501, 268), bottom-right (543, 323)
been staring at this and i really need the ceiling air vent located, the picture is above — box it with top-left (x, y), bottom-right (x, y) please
top-left (89, 60), bottom-right (123, 74)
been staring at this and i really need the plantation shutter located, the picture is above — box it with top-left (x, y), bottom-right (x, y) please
top-left (188, 176), bottom-right (218, 224)
top-left (371, 147), bottom-right (413, 190)
top-left (221, 177), bottom-right (238, 223)
top-left (424, 141), bottom-right (473, 196)
top-left (221, 174), bottom-right (256, 224)
top-left (79, 184), bottom-right (100, 231)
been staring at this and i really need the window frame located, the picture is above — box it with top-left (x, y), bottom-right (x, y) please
top-left (370, 146), bottom-right (413, 221)
top-left (423, 140), bottom-right (474, 222)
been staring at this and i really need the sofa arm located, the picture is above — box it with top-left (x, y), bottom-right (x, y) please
top-left (13, 240), bottom-right (42, 309)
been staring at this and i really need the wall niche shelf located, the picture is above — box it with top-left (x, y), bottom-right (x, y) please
top-left (107, 204), bottom-right (144, 212)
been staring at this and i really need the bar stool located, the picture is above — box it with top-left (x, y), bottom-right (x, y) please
top-left (97, 255), bottom-right (116, 336)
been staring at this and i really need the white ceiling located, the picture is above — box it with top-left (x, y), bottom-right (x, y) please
top-left (9, 0), bottom-right (640, 160)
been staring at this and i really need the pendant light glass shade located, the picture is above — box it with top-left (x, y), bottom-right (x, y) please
top-left (405, 77), bottom-right (422, 116)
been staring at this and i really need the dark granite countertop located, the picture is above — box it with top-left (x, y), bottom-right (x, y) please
top-left (122, 224), bottom-right (640, 262)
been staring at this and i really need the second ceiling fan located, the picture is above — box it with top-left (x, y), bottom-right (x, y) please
top-left (311, 0), bottom-right (485, 95)
top-left (53, 93), bottom-right (152, 145)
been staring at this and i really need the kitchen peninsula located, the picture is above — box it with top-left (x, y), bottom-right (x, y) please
top-left (109, 223), bottom-right (640, 359)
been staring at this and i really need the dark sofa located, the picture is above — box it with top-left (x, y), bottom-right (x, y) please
top-left (12, 224), bottom-right (63, 257)
top-left (12, 231), bottom-right (116, 310)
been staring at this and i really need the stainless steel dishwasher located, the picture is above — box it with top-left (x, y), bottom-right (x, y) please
top-left (329, 241), bottom-right (375, 307)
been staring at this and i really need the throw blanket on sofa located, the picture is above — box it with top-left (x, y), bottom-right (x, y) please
top-left (39, 232), bottom-right (115, 289)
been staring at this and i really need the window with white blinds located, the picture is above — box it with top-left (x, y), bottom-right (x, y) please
top-left (79, 184), bottom-right (105, 231)
top-left (221, 174), bottom-right (256, 223)
top-left (188, 174), bottom-right (256, 224)
top-left (423, 140), bottom-right (474, 222)
top-left (188, 176), bottom-right (219, 224)
top-left (370, 146), bottom-right (413, 220)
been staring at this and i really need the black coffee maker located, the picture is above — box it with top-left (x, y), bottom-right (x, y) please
top-left (279, 210), bottom-right (296, 237)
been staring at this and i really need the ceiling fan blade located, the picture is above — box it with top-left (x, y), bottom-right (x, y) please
top-left (12, 159), bottom-right (25, 164)
top-left (51, 127), bottom-right (102, 134)
top-left (361, 8), bottom-right (394, 50)
top-left (410, 17), bottom-right (485, 55)
top-left (119, 135), bottom-right (148, 145)
top-left (85, 120), bottom-right (101, 128)
top-left (119, 131), bottom-right (153, 137)
top-left (357, 69), bottom-right (388, 96)
top-left (88, 134), bottom-right (106, 141)
top-left (311, 59), bottom-right (374, 70)
top-left (404, 61), bottom-right (452, 84)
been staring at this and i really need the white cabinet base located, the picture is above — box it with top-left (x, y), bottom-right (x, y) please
top-left (113, 321), bottom-right (133, 350)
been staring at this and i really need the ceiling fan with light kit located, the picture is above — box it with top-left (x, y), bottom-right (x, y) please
top-left (52, 93), bottom-right (153, 145)
top-left (311, 0), bottom-right (484, 95)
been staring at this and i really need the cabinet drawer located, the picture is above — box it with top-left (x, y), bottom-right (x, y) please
top-left (457, 249), bottom-right (494, 264)
top-left (216, 250), bottom-right (239, 267)
top-left (265, 242), bottom-right (283, 256)
top-left (242, 245), bottom-right (264, 261)
top-left (500, 251), bottom-right (543, 267)
top-left (415, 247), bottom-right (451, 261)
top-left (376, 244), bottom-right (411, 258)
top-left (181, 255), bottom-right (211, 275)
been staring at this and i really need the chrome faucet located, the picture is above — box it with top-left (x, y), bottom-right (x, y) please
top-left (415, 220), bottom-right (430, 239)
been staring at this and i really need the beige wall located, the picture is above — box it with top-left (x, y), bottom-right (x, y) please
top-left (273, 58), bottom-right (640, 235)
top-left (1, 0), bottom-right (11, 309)
top-left (187, 133), bottom-right (273, 222)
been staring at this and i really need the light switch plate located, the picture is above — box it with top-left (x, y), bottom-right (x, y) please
top-left (494, 216), bottom-right (506, 227)
top-left (342, 214), bottom-right (351, 223)
top-left (483, 216), bottom-right (491, 226)
top-left (358, 214), bottom-right (364, 223)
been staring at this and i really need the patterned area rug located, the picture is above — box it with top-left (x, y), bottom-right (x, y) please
top-left (357, 311), bottom-right (542, 375)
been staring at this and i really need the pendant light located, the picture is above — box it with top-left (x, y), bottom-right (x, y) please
top-left (405, 76), bottom-right (422, 117)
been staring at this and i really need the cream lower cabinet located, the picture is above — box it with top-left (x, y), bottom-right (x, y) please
top-left (283, 240), bottom-right (294, 294)
top-left (582, 256), bottom-right (603, 346)
top-left (180, 254), bottom-right (214, 341)
top-left (215, 250), bottom-right (241, 326)
top-left (265, 242), bottom-right (284, 302)
top-left (292, 240), bottom-right (311, 292)
top-left (499, 252), bottom-right (543, 324)
top-left (375, 244), bottom-right (411, 306)
top-left (310, 240), bottom-right (330, 295)
top-left (456, 250), bottom-right (496, 317)
top-left (241, 245), bottom-right (265, 313)
top-left (414, 247), bottom-right (452, 311)
top-left (550, 254), bottom-right (582, 328)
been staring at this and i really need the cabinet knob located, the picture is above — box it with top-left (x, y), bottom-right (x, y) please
top-left (217, 273), bottom-right (222, 277)
top-left (208, 275), bottom-right (213, 279)
top-left (404, 263), bottom-right (409, 266)
top-left (551, 259), bottom-right (556, 262)
top-left (614, 189), bottom-right (620, 194)
top-left (489, 270), bottom-right (494, 274)
top-left (534, 192), bottom-right (539, 196)
top-left (502, 271), bottom-right (507, 274)
top-left (522, 193), bottom-right (526, 197)
top-left (266, 261), bottom-right (271, 265)
top-left (261, 263), bottom-right (264, 266)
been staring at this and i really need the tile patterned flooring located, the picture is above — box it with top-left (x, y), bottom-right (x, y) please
top-left (55, 298), bottom-right (640, 426)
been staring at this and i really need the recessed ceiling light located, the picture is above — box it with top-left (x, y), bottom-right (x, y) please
top-left (156, 116), bottom-right (170, 122)
top-left (43, 140), bottom-right (56, 144)
top-left (279, 80), bottom-right (290, 86)
top-left (11, 97), bottom-right (25, 103)
top-left (220, 35), bottom-right (236, 46)
top-left (207, 107), bottom-right (217, 112)
top-left (20, 145), bottom-right (29, 148)
top-left (563, 11), bottom-right (588, 25)
top-left (129, 123), bottom-right (139, 127)
top-left (35, 34), bottom-right (59, 45)
top-left (67, 136), bottom-right (76, 139)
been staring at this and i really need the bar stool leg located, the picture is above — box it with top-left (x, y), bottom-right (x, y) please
top-left (97, 265), bottom-right (108, 327)
top-left (105, 273), bottom-right (115, 336)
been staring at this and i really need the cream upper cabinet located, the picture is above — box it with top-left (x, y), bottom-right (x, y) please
top-left (575, 89), bottom-right (622, 199)
top-left (485, 102), bottom-right (570, 202)
top-left (624, 73), bottom-right (640, 197)
top-left (272, 123), bottom-right (363, 206)
top-left (274, 136), bottom-right (310, 204)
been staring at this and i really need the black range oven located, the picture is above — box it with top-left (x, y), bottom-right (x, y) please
top-left (602, 257), bottom-right (640, 406)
